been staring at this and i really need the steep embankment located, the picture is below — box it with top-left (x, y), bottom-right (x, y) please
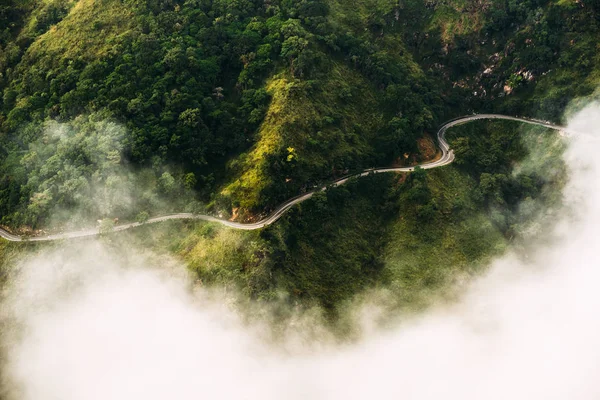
top-left (219, 65), bottom-right (384, 214)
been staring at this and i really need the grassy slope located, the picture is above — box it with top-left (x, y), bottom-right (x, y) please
top-left (3, 0), bottom-right (134, 127)
top-left (176, 174), bottom-right (397, 311)
top-left (381, 166), bottom-right (507, 310)
top-left (22, 0), bottom-right (132, 63)
top-left (220, 64), bottom-right (384, 215)
top-left (429, 0), bottom-right (488, 43)
top-left (18, 0), bottom-right (132, 65)
top-left (220, 0), bottom-right (437, 217)
top-left (263, 174), bottom-right (398, 310)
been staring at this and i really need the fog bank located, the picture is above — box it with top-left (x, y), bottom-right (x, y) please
top-left (3, 104), bottom-right (600, 399)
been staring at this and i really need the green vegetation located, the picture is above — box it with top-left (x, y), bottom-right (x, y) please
top-left (0, 241), bottom-right (27, 287)
top-left (399, 0), bottom-right (600, 119)
top-left (259, 173), bottom-right (399, 310)
top-left (0, 0), bottom-right (442, 228)
top-left (1, 114), bottom-right (203, 230)
top-left (381, 121), bottom-right (566, 312)
top-left (109, 121), bottom-right (565, 319)
top-left (0, 1), bottom-right (582, 317)
top-left (0, 0), bottom-right (595, 227)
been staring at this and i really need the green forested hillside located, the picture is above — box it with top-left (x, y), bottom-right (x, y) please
top-left (0, 0), bottom-right (592, 312)
top-left (171, 120), bottom-right (565, 315)
top-left (1, 0), bottom-right (597, 227)
top-left (0, 0), bottom-right (443, 228)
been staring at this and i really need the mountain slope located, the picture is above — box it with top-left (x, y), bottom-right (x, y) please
top-left (0, 0), bottom-right (442, 228)
top-left (0, 0), bottom-right (591, 313)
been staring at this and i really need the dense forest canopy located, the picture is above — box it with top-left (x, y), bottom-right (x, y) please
top-left (0, 0), bottom-right (598, 229)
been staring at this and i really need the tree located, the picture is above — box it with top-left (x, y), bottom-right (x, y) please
top-left (158, 172), bottom-right (176, 193)
top-left (136, 211), bottom-right (150, 224)
top-left (183, 173), bottom-right (197, 190)
top-left (99, 218), bottom-right (115, 235)
top-left (281, 36), bottom-right (309, 76)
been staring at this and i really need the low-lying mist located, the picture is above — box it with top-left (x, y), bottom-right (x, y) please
top-left (12, 115), bottom-right (204, 232)
top-left (2, 104), bottom-right (600, 399)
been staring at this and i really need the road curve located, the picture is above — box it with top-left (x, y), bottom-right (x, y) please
top-left (0, 114), bottom-right (568, 242)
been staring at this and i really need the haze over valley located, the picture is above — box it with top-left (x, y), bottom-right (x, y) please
top-left (1, 1), bottom-right (600, 398)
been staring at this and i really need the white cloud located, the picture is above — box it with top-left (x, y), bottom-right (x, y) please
top-left (3, 104), bottom-right (600, 399)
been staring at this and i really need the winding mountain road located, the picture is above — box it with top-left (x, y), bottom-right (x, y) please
top-left (0, 114), bottom-right (568, 242)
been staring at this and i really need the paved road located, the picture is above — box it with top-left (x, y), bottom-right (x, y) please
top-left (0, 114), bottom-right (568, 242)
